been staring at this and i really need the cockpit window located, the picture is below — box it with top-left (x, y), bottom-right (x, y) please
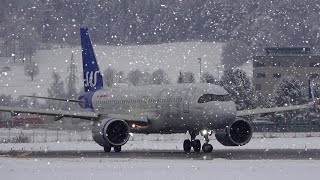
top-left (198, 94), bottom-right (231, 103)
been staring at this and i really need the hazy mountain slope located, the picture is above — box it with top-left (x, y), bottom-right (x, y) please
top-left (0, 41), bottom-right (240, 97)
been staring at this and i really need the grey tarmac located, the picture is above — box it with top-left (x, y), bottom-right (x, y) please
top-left (1, 149), bottom-right (320, 160)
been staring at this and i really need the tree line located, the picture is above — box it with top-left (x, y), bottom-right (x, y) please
top-left (1, 0), bottom-right (320, 64)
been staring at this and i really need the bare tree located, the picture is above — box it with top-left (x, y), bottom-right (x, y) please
top-left (24, 62), bottom-right (39, 81)
top-left (127, 69), bottom-right (144, 86)
top-left (103, 67), bottom-right (117, 87)
top-left (116, 71), bottom-right (126, 83)
top-left (149, 69), bottom-right (170, 85)
top-left (47, 71), bottom-right (66, 110)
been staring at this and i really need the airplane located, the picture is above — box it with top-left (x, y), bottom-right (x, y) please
top-left (0, 28), bottom-right (313, 153)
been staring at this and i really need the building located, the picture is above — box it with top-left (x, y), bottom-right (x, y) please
top-left (253, 46), bottom-right (320, 95)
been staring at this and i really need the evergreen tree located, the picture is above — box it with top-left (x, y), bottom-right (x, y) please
top-left (183, 71), bottom-right (196, 83)
top-left (201, 72), bottom-right (219, 85)
top-left (177, 71), bottom-right (196, 83)
top-left (267, 75), bottom-right (306, 124)
top-left (177, 70), bottom-right (184, 84)
top-left (220, 69), bottom-right (257, 110)
top-left (268, 75), bottom-right (305, 107)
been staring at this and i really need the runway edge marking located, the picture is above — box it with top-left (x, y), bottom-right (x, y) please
top-left (16, 151), bottom-right (32, 158)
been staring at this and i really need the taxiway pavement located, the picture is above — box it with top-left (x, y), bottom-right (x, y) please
top-left (1, 149), bottom-right (320, 160)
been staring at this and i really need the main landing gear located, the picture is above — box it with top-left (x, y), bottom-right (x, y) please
top-left (103, 144), bottom-right (122, 153)
top-left (183, 130), bottom-right (213, 153)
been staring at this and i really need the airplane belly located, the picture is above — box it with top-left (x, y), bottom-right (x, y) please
top-left (131, 114), bottom-right (188, 134)
top-left (182, 101), bottom-right (237, 130)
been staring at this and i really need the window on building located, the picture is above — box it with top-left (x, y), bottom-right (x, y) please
top-left (256, 73), bottom-right (266, 78)
top-left (253, 61), bottom-right (266, 67)
top-left (273, 62), bottom-right (281, 67)
top-left (309, 73), bottom-right (319, 78)
top-left (273, 73), bottom-right (281, 78)
top-left (255, 84), bottom-right (262, 91)
top-left (309, 62), bottom-right (320, 67)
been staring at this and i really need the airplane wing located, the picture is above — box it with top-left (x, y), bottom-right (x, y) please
top-left (0, 105), bottom-right (98, 120)
top-left (237, 104), bottom-right (310, 116)
top-left (0, 105), bottom-right (150, 125)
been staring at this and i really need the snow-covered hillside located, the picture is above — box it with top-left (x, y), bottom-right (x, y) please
top-left (0, 42), bottom-right (251, 97)
top-left (0, 42), bottom-right (219, 97)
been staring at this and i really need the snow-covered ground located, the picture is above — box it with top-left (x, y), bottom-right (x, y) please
top-left (1, 157), bottom-right (319, 180)
top-left (0, 42), bottom-right (251, 97)
top-left (1, 137), bottom-right (320, 180)
top-left (1, 133), bottom-right (320, 152)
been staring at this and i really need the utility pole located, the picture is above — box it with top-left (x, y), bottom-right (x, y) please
top-left (197, 57), bottom-right (202, 82)
top-left (66, 52), bottom-right (79, 98)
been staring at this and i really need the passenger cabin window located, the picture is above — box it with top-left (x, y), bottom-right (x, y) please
top-left (198, 94), bottom-right (231, 103)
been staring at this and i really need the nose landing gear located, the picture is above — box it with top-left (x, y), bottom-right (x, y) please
top-left (201, 132), bottom-right (213, 153)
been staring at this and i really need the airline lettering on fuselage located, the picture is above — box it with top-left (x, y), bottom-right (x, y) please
top-left (84, 71), bottom-right (99, 87)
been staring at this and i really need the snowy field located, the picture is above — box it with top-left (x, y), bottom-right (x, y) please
top-left (0, 42), bottom-right (252, 97)
top-left (1, 136), bottom-right (320, 180)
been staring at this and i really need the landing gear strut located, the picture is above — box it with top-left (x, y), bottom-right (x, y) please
top-left (104, 144), bottom-right (122, 153)
top-left (201, 131), bottom-right (213, 153)
top-left (183, 130), bottom-right (213, 153)
top-left (183, 131), bottom-right (201, 153)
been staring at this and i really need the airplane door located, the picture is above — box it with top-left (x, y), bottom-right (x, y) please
top-left (182, 88), bottom-right (196, 113)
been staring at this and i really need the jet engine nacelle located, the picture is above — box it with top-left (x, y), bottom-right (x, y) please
top-left (92, 118), bottom-right (130, 147)
top-left (215, 118), bottom-right (252, 146)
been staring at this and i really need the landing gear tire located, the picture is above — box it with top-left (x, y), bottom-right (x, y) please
top-left (192, 139), bottom-right (201, 152)
top-left (202, 144), bottom-right (213, 153)
top-left (104, 145), bottom-right (112, 153)
top-left (183, 139), bottom-right (192, 152)
top-left (114, 146), bottom-right (122, 152)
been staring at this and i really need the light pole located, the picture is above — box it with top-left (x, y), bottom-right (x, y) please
top-left (197, 57), bottom-right (202, 82)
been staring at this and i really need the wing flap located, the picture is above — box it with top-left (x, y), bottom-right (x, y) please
top-left (0, 106), bottom-right (98, 120)
top-left (237, 104), bottom-right (309, 116)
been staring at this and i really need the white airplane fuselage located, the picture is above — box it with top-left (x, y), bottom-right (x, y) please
top-left (91, 83), bottom-right (237, 134)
